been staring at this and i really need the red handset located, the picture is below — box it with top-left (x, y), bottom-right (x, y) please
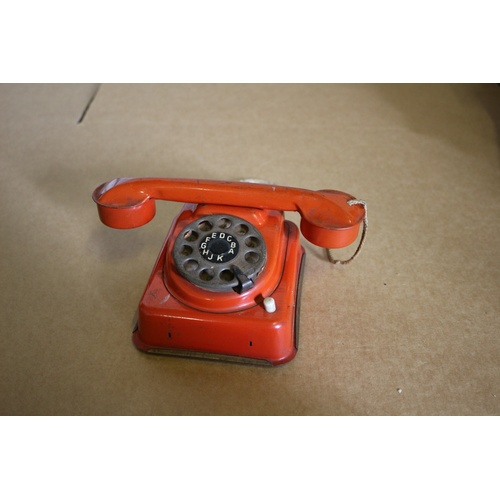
top-left (93, 178), bottom-right (366, 365)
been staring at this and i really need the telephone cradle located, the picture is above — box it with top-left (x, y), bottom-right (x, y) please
top-left (93, 178), bottom-right (366, 366)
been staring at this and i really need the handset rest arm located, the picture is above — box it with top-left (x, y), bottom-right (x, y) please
top-left (92, 177), bottom-right (365, 248)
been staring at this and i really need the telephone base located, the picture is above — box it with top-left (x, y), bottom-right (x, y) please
top-left (132, 222), bottom-right (305, 366)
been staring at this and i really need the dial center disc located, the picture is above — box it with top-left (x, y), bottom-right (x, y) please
top-left (200, 232), bottom-right (239, 263)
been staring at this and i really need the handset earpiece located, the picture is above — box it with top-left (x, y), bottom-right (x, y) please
top-left (298, 189), bottom-right (365, 248)
top-left (92, 178), bottom-right (156, 229)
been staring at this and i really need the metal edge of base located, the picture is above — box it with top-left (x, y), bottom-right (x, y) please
top-left (144, 345), bottom-right (273, 367)
top-left (294, 251), bottom-right (306, 350)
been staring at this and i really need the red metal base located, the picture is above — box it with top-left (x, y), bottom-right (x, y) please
top-left (133, 218), bottom-right (305, 366)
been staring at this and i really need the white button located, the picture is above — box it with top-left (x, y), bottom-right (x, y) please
top-left (263, 297), bottom-right (276, 313)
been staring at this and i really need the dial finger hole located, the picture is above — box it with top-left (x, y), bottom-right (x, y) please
top-left (180, 245), bottom-right (193, 256)
top-left (183, 230), bottom-right (199, 242)
top-left (217, 217), bottom-right (232, 229)
top-left (245, 251), bottom-right (260, 264)
top-left (199, 269), bottom-right (215, 281)
top-left (183, 259), bottom-right (199, 272)
top-left (219, 269), bottom-right (235, 281)
top-left (245, 236), bottom-right (260, 248)
top-left (234, 223), bottom-right (249, 235)
top-left (198, 220), bottom-right (213, 231)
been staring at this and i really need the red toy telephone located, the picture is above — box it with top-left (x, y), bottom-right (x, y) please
top-left (92, 178), bottom-right (366, 366)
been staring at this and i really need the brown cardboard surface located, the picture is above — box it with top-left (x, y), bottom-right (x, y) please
top-left (1, 83), bottom-right (499, 415)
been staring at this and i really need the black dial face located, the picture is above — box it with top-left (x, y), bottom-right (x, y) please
top-left (199, 231), bottom-right (240, 263)
top-left (172, 214), bottom-right (267, 292)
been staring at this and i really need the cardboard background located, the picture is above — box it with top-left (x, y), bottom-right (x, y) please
top-left (1, 83), bottom-right (499, 415)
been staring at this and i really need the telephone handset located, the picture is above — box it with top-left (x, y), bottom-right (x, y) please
top-left (93, 178), bottom-right (366, 365)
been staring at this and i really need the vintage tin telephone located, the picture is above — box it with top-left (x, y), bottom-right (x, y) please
top-left (92, 178), bottom-right (366, 365)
